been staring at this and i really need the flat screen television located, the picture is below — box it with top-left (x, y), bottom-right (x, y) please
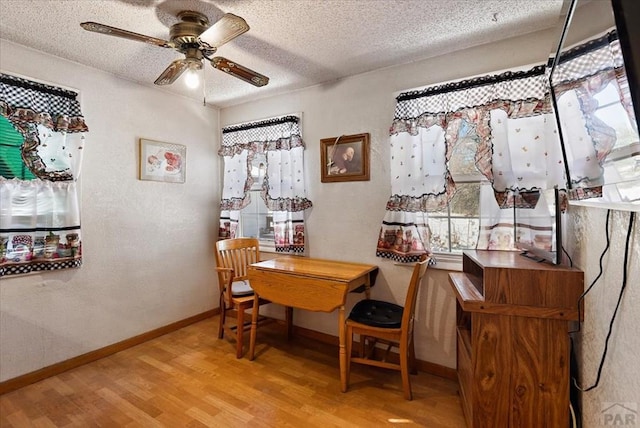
top-left (548, 0), bottom-right (640, 206)
top-left (514, 187), bottom-right (563, 265)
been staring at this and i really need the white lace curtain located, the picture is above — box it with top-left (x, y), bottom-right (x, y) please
top-left (218, 115), bottom-right (312, 253)
top-left (377, 66), bottom-right (566, 260)
top-left (0, 73), bottom-right (88, 276)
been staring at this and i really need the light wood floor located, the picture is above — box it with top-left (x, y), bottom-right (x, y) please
top-left (0, 316), bottom-right (466, 427)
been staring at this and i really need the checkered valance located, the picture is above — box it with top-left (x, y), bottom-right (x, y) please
top-left (552, 30), bottom-right (623, 85)
top-left (0, 73), bottom-right (88, 133)
top-left (220, 115), bottom-right (302, 151)
top-left (394, 66), bottom-right (548, 120)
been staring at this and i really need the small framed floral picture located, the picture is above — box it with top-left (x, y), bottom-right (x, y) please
top-left (139, 138), bottom-right (186, 183)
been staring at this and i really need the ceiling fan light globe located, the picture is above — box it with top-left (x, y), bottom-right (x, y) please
top-left (185, 69), bottom-right (200, 89)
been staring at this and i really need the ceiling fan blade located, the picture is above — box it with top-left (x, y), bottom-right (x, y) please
top-left (80, 22), bottom-right (174, 49)
top-left (198, 13), bottom-right (249, 48)
top-left (154, 59), bottom-right (190, 85)
top-left (211, 57), bottom-right (269, 87)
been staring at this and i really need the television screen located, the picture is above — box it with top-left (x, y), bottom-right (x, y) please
top-left (548, 0), bottom-right (640, 205)
top-left (514, 187), bottom-right (562, 265)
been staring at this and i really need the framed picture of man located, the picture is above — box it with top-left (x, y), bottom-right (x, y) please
top-left (320, 133), bottom-right (370, 183)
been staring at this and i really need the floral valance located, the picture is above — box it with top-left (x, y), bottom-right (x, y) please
top-left (220, 115), bottom-right (304, 151)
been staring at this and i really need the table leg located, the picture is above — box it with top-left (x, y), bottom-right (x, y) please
top-left (339, 304), bottom-right (347, 392)
top-left (286, 306), bottom-right (294, 340)
top-left (365, 276), bottom-right (371, 300)
top-left (249, 293), bottom-right (259, 361)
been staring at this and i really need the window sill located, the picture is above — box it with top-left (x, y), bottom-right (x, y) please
top-left (429, 253), bottom-right (463, 271)
top-left (395, 252), bottom-right (463, 271)
top-left (262, 241), bottom-right (464, 269)
top-left (569, 199), bottom-right (640, 212)
top-left (258, 240), bottom-right (278, 253)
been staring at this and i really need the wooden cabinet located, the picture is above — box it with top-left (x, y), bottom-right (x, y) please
top-left (449, 250), bottom-right (583, 428)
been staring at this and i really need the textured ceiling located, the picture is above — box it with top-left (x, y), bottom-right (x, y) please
top-left (0, 0), bottom-right (565, 108)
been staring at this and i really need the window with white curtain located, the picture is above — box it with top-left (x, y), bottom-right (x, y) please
top-left (0, 73), bottom-right (88, 277)
top-left (218, 115), bottom-right (312, 254)
top-left (377, 65), bottom-right (566, 264)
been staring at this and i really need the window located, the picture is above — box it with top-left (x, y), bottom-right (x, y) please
top-left (594, 82), bottom-right (638, 151)
top-left (550, 29), bottom-right (640, 207)
top-left (593, 82), bottom-right (640, 203)
top-left (0, 116), bottom-right (35, 180)
top-left (428, 128), bottom-right (482, 254)
top-left (219, 115), bottom-right (312, 254)
top-left (1, 73), bottom-right (87, 276)
top-left (238, 153), bottom-right (274, 245)
top-left (240, 190), bottom-right (274, 242)
top-left (378, 65), bottom-right (559, 264)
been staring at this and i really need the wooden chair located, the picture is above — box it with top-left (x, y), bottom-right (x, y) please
top-left (345, 257), bottom-right (430, 400)
top-left (215, 237), bottom-right (271, 358)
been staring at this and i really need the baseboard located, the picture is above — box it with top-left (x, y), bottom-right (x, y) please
top-left (0, 309), bottom-right (219, 395)
top-left (416, 359), bottom-right (457, 380)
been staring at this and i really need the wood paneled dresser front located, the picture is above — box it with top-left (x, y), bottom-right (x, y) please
top-left (449, 250), bottom-right (583, 427)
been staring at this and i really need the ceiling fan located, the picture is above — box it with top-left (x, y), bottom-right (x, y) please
top-left (80, 11), bottom-right (269, 88)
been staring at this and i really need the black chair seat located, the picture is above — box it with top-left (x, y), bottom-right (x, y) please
top-left (348, 299), bottom-right (404, 328)
top-left (345, 258), bottom-right (430, 400)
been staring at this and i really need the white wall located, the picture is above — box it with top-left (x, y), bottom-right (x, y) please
top-left (0, 39), bottom-right (220, 382)
top-left (220, 28), bottom-right (559, 370)
top-left (561, 2), bottom-right (640, 424)
top-left (567, 207), bottom-right (640, 426)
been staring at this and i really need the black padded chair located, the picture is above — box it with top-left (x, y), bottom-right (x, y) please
top-left (345, 257), bottom-right (430, 400)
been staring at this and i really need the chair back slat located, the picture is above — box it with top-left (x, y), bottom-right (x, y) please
top-left (215, 238), bottom-right (260, 283)
top-left (401, 257), bottom-right (430, 331)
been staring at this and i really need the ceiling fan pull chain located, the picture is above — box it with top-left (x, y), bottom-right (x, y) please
top-left (202, 66), bottom-right (207, 106)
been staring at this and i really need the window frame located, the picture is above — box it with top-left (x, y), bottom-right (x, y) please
top-left (238, 189), bottom-right (277, 252)
top-left (427, 125), bottom-right (485, 268)
top-left (427, 176), bottom-right (484, 270)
